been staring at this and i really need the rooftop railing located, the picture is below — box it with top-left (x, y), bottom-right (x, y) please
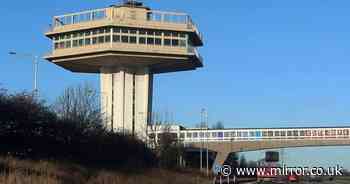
top-left (53, 8), bottom-right (107, 28)
top-left (147, 10), bottom-right (203, 42)
top-left (49, 8), bottom-right (203, 42)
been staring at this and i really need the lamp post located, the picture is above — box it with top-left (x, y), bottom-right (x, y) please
top-left (9, 51), bottom-right (39, 97)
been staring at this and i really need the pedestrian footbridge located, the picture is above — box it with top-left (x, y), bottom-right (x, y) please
top-left (148, 126), bottom-right (350, 165)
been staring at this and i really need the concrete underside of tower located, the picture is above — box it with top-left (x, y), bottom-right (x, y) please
top-left (100, 67), bottom-right (153, 139)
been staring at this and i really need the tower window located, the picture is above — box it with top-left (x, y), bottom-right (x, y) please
top-left (164, 39), bottom-right (171, 46)
top-left (139, 30), bottom-right (146, 35)
top-left (92, 37), bottom-right (98, 44)
top-left (113, 35), bottom-right (120, 42)
top-left (122, 28), bottom-right (129, 33)
top-left (130, 36), bottom-right (137, 44)
top-left (179, 40), bottom-right (186, 47)
top-left (54, 43), bottom-right (59, 49)
top-left (121, 36), bottom-right (129, 43)
top-left (147, 38), bottom-right (154, 45)
top-left (65, 41), bottom-right (71, 48)
top-left (85, 38), bottom-right (91, 45)
top-left (155, 31), bottom-right (162, 36)
top-left (78, 39), bottom-right (84, 46)
top-left (113, 28), bottom-right (121, 33)
top-left (139, 37), bottom-right (146, 44)
top-left (105, 35), bottom-right (111, 43)
top-left (172, 39), bottom-right (179, 46)
top-left (98, 36), bottom-right (105, 43)
top-left (72, 40), bottom-right (78, 47)
top-left (155, 38), bottom-right (162, 45)
top-left (130, 29), bottom-right (137, 34)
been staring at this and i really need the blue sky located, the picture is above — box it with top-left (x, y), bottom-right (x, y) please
top-left (0, 0), bottom-right (350, 168)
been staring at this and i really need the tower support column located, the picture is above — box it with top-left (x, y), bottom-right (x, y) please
top-left (101, 67), bottom-right (153, 139)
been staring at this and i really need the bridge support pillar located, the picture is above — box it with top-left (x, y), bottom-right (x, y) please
top-left (214, 151), bottom-right (229, 166)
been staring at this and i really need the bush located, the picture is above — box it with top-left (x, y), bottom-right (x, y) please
top-left (0, 90), bottom-right (156, 170)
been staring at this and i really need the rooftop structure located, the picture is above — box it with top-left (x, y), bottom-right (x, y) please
top-left (44, 1), bottom-right (204, 139)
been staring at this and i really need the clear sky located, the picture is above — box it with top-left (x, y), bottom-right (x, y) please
top-left (0, 0), bottom-right (349, 168)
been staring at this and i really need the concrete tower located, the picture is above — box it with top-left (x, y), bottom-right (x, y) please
top-left (45, 1), bottom-right (203, 139)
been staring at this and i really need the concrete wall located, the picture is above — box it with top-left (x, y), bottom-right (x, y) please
top-left (101, 67), bottom-right (152, 139)
top-left (190, 139), bottom-right (350, 165)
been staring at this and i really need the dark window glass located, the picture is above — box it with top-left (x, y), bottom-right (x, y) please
top-left (85, 38), bottom-right (91, 45)
top-left (85, 31), bottom-right (91, 36)
top-left (172, 32), bottom-right (179, 37)
top-left (179, 40), bottom-right (186, 47)
top-left (164, 39), bottom-right (171, 46)
top-left (54, 43), bottom-right (59, 49)
top-left (164, 31), bottom-right (171, 36)
top-left (92, 37), bottom-right (98, 44)
top-left (113, 28), bottom-right (120, 33)
top-left (293, 131), bottom-right (299, 136)
top-left (92, 29), bottom-right (98, 35)
top-left (281, 131), bottom-right (286, 136)
top-left (105, 35), bottom-right (111, 43)
top-left (147, 30), bottom-right (154, 36)
top-left (147, 37), bottom-right (154, 44)
top-left (130, 36), bottom-right (137, 43)
top-left (180, 133), bottom-right (185, 138)
top-left (79, 32), bottom-right (84, 37)
top-left (98, 28), bottom-right (105, 34)
top-left (180, 33), bottom-right (186, 38)
top-left (59, 42), bottom-right (65, 49)
top-left (155, 31), bottom-right (162, 36)
top-left (139, 37), bottom-right (146, 44)
top-left (105, 28), bottom-right (111, 33)
top-left (263, 131), bottom-right (268, 137)
top-left (122, 36), bottom-right (129, 43)
top-left (130, 29), bottom-right (137, 34)
top-left (73, 40), bottom-right (78, 47)
top-left (65, 41), bottom-right (71, 48)
top-left (287, 131), bottom-right (293, 136)
top-left (121, 28), bottom-right (128, 33)
top-left (172, 39), bottom-right (179, 46)
top-left (73, 33), bottom-right (78, 38)
top-left (65, 34), bottom-right (71, 39)
top-left (78, 39), bottom-right (84, 46)
top-left (98, 36), bottom-right (104, 43)
top-left (155, 38), bottom-right (162, 45)
top-left (54, 36), bottom-right (59, 41)
top-left (139, 30), bottom-right (146, 35)
top-left (113, 35), bottom-right (120, 42)
top-left (59, 34), bottom-right (65, 40)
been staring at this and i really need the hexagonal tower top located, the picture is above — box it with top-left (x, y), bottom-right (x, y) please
top-left (44, 0), bottom-right (204, 74)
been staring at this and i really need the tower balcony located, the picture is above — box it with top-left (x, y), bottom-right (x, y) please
top-left (46, 7), bottom-right (203, 46)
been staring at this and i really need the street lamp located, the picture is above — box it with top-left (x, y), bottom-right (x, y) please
top-left (9, 51), bottom-right (39, 97)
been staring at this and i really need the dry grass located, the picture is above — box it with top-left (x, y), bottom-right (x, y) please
top-left (0, 157), bottom-right (211, 184)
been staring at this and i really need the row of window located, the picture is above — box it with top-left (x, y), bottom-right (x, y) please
top-left (179, 129), bottom-right (350, 139)
top-left (54, 27), bottom-right (187, 41)
top-left (54, 34), bottom-right (188, 49)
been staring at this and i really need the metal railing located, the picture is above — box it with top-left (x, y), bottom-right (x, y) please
top-left (177, 127), bottom-right (350, 143)
top-left (52, 8), bottom-right (107, 28)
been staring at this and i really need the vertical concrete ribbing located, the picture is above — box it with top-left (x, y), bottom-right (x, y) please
top-left (100, 67), bottom-right (153, 139)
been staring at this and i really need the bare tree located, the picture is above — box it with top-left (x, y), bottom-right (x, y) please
top-left (53, 82), bottom-right (102, 126)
